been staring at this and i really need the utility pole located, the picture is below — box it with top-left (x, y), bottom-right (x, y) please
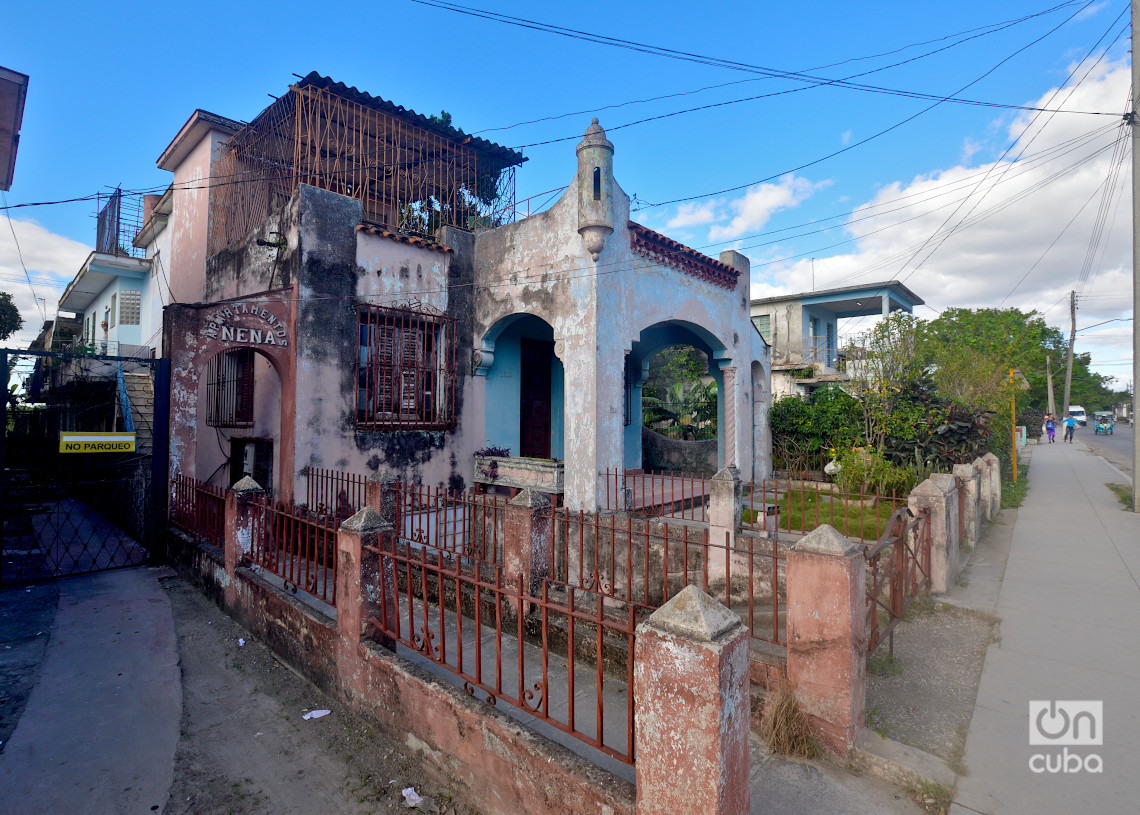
top-left (1063, 290), bottom-right (1076, 416)
top-left (1046, 354), bottom-right (1056, 416)
top-left (1133, 0), bottom-right (1140, 511)
top-left (1011, 368), bottom-right (1018, 483)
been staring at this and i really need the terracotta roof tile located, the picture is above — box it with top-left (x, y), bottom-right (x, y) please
top-left (356, 224), bottom-right (453, 253)
top-left (627, 221), bottom-right (738, 290)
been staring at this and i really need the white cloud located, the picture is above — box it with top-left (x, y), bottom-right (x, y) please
top-left (841, 130), bottom-right (852, 146)
top-left (666, 199), bottom-right (723, 230)
top-left (0, 217), bottom-right (91, 349)
top-left (708, 174), bottom-right (828, 242)
top-left (747, 61), bottom-right (1134, 378)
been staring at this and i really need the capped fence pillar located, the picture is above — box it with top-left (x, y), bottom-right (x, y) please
top-left (708, 467), bottom-right (742, 581)
top-left (366, 470), bottom-right (401, 529)
top-left (972, 457), bottom-right (992, 521)
top-left (953, 463), bottom-right (981, 550)
top-left (337, 507), bottom-right (397, 655)
top-left (635, 585), bottom-right (750, 815)
top-left (785, 524), bottom-right (865, 755)
top-left (982, 452), bottom-right (1002, 516)
top-left (909, 478), bottom-right (953, 594)
top-left (224, 476), bottom-right (263, 606)
top-left (930, 473), bottom-right (961, 587)
top-left (504, 488), bottom-right (552, 595)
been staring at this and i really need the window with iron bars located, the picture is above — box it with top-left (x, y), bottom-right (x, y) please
top-left (206, 348), bottom-right (255, 428)
top-left (356, 304), bottom-right (456, 431)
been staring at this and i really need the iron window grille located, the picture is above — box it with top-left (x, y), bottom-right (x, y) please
top-left (206, 348), bottom-right (255, 428)
top-left (356, 304), bottom-right (456, 431)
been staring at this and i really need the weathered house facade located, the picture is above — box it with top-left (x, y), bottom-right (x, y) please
top-left (161, 74), bottom-right (771, 511)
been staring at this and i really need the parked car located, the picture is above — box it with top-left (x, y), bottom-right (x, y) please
top-left (1068, 405), bottom-right (1087, 426)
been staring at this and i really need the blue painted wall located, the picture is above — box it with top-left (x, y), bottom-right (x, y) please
top-left (483, 315), bottom-right (564, 458)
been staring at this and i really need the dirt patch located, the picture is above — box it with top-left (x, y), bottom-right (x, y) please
top-left (865, 598), bottom-right (998, 771)
top-left (161, 575), bottom-right (477, 815)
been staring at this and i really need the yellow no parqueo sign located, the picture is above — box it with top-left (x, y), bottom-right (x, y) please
top-left (59, 432), bottom-right (137, 453)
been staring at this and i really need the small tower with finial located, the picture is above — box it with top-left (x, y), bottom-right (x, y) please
top-left (576, 118), bottom-right (614, 261)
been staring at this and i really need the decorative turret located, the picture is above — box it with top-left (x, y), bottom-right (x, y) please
top-left (576, 119), bottom-right (614, 261)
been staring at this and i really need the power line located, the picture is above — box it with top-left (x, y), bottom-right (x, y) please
top-left (0, 191), bottom-right (46, 322)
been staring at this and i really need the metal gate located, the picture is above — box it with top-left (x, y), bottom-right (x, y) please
top-left (1, 348), bottom-right (170, 586)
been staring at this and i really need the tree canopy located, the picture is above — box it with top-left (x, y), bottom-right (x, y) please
top-left (0, 292), bottom-right (23, 342)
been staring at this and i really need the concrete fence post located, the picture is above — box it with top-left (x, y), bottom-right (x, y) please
top-left (634, 585), bottom-right (750, 815)
top-left (503, 488), bottom-right (552, 595)
top-left (930, 473), bottom-right (961, 587)
top-left (972, 457), bottom-right (992, 521)
top-left (337, 507), bottom-right (397, 655)
top-left (366, 470), bottom-right (401, 529)
top-left (953, 463), bottom-right (982, 550)
top-left (785, 524), bottom-right (865, 755)
top-left (908, 478), bottom-right (954, 594)
top-left (982, 452), bottom-right (1002, 515)
top-left (224, 476), bottom-right (264, 607)
top-left (707, 466), bottom-right (742, 581)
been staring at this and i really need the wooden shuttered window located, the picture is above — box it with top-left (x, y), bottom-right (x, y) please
top-left (356, 304), bottom-right (455, 430)
top-left (206, 348), bottom-right (255, 428)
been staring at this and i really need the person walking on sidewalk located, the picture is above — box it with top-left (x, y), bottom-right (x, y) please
top-left (1062, 413), bottom-right (1077, 443)
top-left (1045, 414), bottom-right (1056, 443)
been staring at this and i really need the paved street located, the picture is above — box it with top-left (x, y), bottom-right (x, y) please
top-left (1075, 420), bottom-right (1134, 477)
top-left (950, 438), bottom-right (1140, 814)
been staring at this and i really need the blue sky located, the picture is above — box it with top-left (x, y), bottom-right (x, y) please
top-left (1, 0), bottom-right (1134, 386)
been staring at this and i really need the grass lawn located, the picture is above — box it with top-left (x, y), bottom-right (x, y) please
top-left (744, 488), bottom-right (903, 542)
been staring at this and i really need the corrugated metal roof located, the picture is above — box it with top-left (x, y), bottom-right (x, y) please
top-left (294, 72), bottom-right (526, 169)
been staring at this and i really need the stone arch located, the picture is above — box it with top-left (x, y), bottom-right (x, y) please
top-left (627, 319), bottom-right (731, 472)
top-left (166, 293), bottom-right (296, 500)
top-left (477, 312), bottom-right (565, 460)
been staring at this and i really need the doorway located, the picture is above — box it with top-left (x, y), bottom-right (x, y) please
top-left (520, 339), bottom-right (552, 458)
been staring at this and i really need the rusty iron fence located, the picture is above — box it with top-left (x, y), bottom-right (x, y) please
top-left (861, 506), bottom-right (931, 656)
top-left (601, 469), bottom-right (709, 521)
top-left (304, 466), bottom-right (368, 519)
top-left (547, 509), bottom-right (786, 648)
top-left (371, 490), bottom-right (637, 764)
top-left (397, 482), bottom-right (506, 566)
top-left (249, 494), bottom-right (339, 605)
top-left (743, 479), bottom-right (906, 544)
top-left (170, 472), bottom-right (225, 548)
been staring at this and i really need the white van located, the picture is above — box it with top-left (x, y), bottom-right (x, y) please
top-left (1068, 406), bottom-right (1087, 426)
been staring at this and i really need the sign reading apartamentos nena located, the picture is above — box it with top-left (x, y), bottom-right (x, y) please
top-left (59, 432), bottom-right (137, 453)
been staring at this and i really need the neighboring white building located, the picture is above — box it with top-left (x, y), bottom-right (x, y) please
top-left (750, 281), bottom-right (923, 398)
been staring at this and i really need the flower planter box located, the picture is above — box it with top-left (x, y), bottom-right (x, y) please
top-left (473, 455), bottom-right (564, 494)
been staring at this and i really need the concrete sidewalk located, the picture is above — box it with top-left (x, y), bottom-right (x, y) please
top-left (0, 567), bottom-right (181, 815)
top-left (950, 440), bottom-right (1140, 814)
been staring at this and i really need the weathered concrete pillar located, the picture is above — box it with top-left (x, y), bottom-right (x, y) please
top-left (634, 585), bottom-right (750, 815)
top-left (721, 366), bottom-right (738, 469)
top-left (707, 467), bottom-right (742, 582)
top-left (972, 457), bottom-right (992, 521)
top-left (930, 473), bottom-right (961, 587)
top-left (953, 463), bottom-right (982, 550)
top-left (336, 507), bottom-right (397, 654)
top-left (785, 525), bottom-right (865, 755)
top-left (503, 488), bottom-right (552, 595)
top-left (223, 476), bottom-right (263, 606)
top-left (982, 452), bottom-right (1002, 515)
top-left (366, 469), bottom-right (401, 529)
top-left (908, 478), bottom-right (954, 594)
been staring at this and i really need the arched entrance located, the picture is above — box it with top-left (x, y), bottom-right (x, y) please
top-left (627, 320), bottom-right (729, 472)
top-left (195, 347), bottom-right (285, 493)
top-left (165, 293), bottom-right (295, 499)
top-left (477, 314), bottom-right (565, 460)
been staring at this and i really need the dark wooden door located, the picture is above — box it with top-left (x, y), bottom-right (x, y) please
top-left (519, 339), bottom-right (552, 459)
